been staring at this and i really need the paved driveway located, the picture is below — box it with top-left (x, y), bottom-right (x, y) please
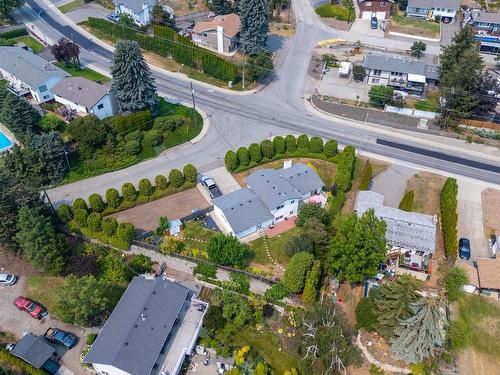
top-left (66, 3), bottom-right (109, 24)
top-left (203, 167), bottom-right (241, 193)
top-left (318, 68), bottom-right (370, 102)
top-left (370, 165), bottom-right (417, 207)
top-left (350, 19), bottom-right (385, 38)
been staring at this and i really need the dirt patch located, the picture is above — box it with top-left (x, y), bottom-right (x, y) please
top-left (360, 330), bottom-right (409, 370)
top-left (457, 348), bottom-right (500, 375)
top-left (478, 316), bottom-right (500, 337)
top-left (143, 51), bottom-right (182, 72)
top-left (482, 188), bottom-right (500, 234)
top-left (337, 283), bottom-right (364, 327)
top-left (405, 171), bottom-right (447, 215)
top-left (0, 248), bottom-right (39, 276)
top-left (160, 0), bottom-right (208, 16)
top-left (109, 188), bottom-right (210, 232)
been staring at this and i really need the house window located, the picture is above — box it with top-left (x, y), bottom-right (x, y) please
top-left (365, 2), bottom-right (372, 6)
top-left (97, 103), bottom-right (104, 110)
top-left (289, 211), bottom-right (294, 215)
top-left (203, 32), bottom-right (207, 37)
top-left (373, 69), bottom-right (382, 75)
top-left (39, 84), bottom-right (48, 92)
top-left (43, 95), bottom-right (50, 100)
top-left (290, 200), bottom-right (295, 204)
top-left (277, 215), bottom-right (283, 220)
top-left (276, 204), bottom-right (284, 210)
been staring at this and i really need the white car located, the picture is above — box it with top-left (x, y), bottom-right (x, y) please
top-left (0, 274), bottom-right (17, 286)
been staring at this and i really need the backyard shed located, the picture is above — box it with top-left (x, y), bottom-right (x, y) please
top-left (339, 62), bottom-right (351, 77)
top-left (169, 219), bottom-right (183, 236)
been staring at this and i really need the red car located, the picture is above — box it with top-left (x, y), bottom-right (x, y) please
top-left (14, 296), bottom-right (47, 319)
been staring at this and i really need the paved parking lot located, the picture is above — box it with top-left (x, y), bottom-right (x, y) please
top-left (318, 68), bottom-right (370, 102)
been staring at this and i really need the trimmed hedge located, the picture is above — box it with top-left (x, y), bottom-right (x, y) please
top-left (0, 27), bottom-right (28, 39)
top-left (57, 204), bottom-right (72, 224)
top-left (324, 139), bottom-right (338, 158)
top-left (155, 175), bottom-right (168, 190)
top-left (169, 168), bottom-right (185, 188)
top-left (122, 183), bottom-right (137, 202)
top-left (89, 193), bottom-right (106, 212)
top-left (183, 164), bottom-right (197, 183)
top-left (138, 178), bottom-right (153, 196)
top-left (334, 145), bottom-right (356, 192)
top-left (106, 188), bottom-right (121, 208)
top-left (440, 178), bottom-right (458, 259)
top-left (398, 190), bottom-right (414, 211)
top-left (358, 160), bottom-right (372, 191)
top-left (0, 348), bottom-right (46, 375)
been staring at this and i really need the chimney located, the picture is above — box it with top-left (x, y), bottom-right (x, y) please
top-left (283, 159), bottom-right (292, 169)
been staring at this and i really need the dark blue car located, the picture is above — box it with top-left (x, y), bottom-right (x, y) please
top-left (459, 238), bottom-right (471, 260)
top-left (371, 16), bottom-right (378, 29)
top-left (44, 328), bottom-right (78, 349)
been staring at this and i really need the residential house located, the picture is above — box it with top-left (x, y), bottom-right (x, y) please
top-left (469, 11), bottom-right (500, 54)
top-left (0, 46), bottom-right (69, 103)
top-left (113, 0), bottom-right (154, 26)
top-left (363, 54), bottom-right (440, 97)
top-left (462, 257), bottom-right (500, 298)
top-left (213, 162), bottom-right (325, 238)
top-left (405, 0), bottom-right (460, 23)
top-left (9, 333), bottom-right (60, 374)
top-left (355, 191), bottom-right (437, 273)
top-left (358, 0), bottom-right (394, 20)
top-left (51, 77), bottom-right (115, 119)
top-left (192, 13), bottom-right (240, 54)
top-left (84, 277), bottom-right (207, 375)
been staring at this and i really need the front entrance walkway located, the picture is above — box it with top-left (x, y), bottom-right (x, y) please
top-left (265, 216), bottom-right (297, 238)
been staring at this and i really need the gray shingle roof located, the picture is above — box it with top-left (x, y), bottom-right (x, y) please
top-left (52, 77), bottom-right (109, 109)
top-left (473, 11), bottom-right (500, 25)
top-left (364, 54), bottom-right (440, 80)
top-left (0, 47), bottom-right (69, 89)
top-left (281, 163), bottom-right (325, 196)
top-left (246, 169), bottom-right (302, 210)
top-left (11, 333), bottom-right (55, 369)
top-left (407, 0), bottom-right (459, 9)
top-left (213, 188), bottom-right (274, 234)
top-left (355, 191), bottom-right (437, 253)
top-left (84, 277), bottom-right (191, 375)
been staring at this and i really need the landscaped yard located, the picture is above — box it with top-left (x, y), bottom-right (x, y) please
top-left (25, 275), bottom-right (64, 312)
top-left (249, 227), bottom-right (299, 266)
top-left (15, 36), bottom-right (45, 53)
top-left (55, 62), bottom-right (111, 83)
top-left (58, 0), bottom-right (85, 13)
top-left (407, 90), bottom-right (440, 112)
top-left (390, 11), bottom-right (440, 38)
top-left (405, 171), bottom-right (446, 215)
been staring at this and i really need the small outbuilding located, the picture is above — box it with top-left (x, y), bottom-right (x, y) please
top-left (339, 62), bottom-right (351, 77)
top-left (168, 219), bottom-right (183, 236)
top-left (9, 332), bottom-right (59, 373)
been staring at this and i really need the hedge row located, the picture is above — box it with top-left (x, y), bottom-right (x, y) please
top-left (0, 27), bottom-right (28, 39)
top-left (87, 18), bottom-right (237, 82)
top-left (0, 348), bottom-right (46, 375)
top-left (224, 135), bottom-right (339, 172)
top-left (334, 145), bottom-right (356, 193)
top-left (440, 178), bottom-right (458, 259)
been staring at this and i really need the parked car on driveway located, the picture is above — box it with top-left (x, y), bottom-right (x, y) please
top-left (13, 296), bottom-right (47, 319)
top-left (459, 238), bottom-right (471, 260)
top-left (44, 328), bottom-right (78, 349)
top-left (0, 274), bottom-right (17, 285)
top-left (107, 13), bottom-right (120, 22)
top-left (371, 16), bottom-right (378, 29)
top-left (201, 176), bottom-right (222, 199)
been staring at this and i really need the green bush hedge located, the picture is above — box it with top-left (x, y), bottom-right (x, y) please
top-left (315, 4), bottom-right (355, 22)
top-left (334, 145), bottom-right (356, 192)
top-left (193, 262), bottom-right (217, 278)
top-left (0, 27), bottom-right (28, 39)
top-left (398, 190), bottom-right (414, 211)
top-left (264, 282), bottom-right (291, 302)
top-left (440, 178), bottom-right (458, 259)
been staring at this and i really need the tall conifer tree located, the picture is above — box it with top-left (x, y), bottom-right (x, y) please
top-left (239, 0), bottom-right (269, 55)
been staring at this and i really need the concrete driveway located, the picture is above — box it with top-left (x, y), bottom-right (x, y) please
top-left (202, 167), bottom-right (241, 193)
top-left (370, 165), bottom-right (417, 207)
top-left (350, 19), bottom-right (385, 38)
top-left (66, 3), bottom-right (109, 24)
top-left (0, 278), bottom-right (91, 375)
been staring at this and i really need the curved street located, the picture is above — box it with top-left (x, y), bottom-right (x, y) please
top-left (19, 0), bottom-right (500, 204)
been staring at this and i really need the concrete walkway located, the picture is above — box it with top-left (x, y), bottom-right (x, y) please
top-left (371, 165), bottom-right (417, 207)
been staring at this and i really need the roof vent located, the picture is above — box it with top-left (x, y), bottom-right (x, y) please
top-left (143, 307), bottom-right (148, 311)
top-left (240, 203), bottom-right (243, 206)
top-left (134, 324), bottom-right (138, 328)
top-left (124, 342), bottom-right (129, 346)
top-left (152, 291), bottom-right (156, 294)
top-left (141, 313), bottom-right (147, 321)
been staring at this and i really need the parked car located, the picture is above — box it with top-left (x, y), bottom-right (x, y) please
top-left (0, 274), bottom-right (17, 285)
top-left (371, 16), bottom-right (378, 29)
top-left (201, 176), bottom-right (222, 199)
top-left (107, 13), bottom-right (120, 22)
top-left (13, 296), bottom-right (47, 319)
top-left (44, 328), bottom-right (78, 349)
top-left (459, 238), bottom-right (471, 260)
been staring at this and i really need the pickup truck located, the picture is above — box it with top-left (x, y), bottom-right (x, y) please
top-left (44, 328), bottom-right (78, 348)
top-left (201, 176), bottom-right (222, 199)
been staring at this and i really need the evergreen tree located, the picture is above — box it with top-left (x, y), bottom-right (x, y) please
top-left (240, 0), bottom-right (269, 55)
top-left (15, 206), bottom-right (66, 273)
top-left (0, 92), bottom-right (40, 139)
top-left (212, 0), bottom-right (231, 15)
top-left (302, 261), bottom-right (321, 305)
top-left (373, 275), bottom-right (420, 338)
top-left (391, 296), bottom-right (447, 363)
top-left (111, 40), bottom-right (157, 113)
top-left (31, 132), bottom-right (68, 184)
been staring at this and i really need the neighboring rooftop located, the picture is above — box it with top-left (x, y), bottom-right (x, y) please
top-left (0, 46), bottom-right (69, 88)
top-left (84, 277), bottom-right (192, 375)
top-left (213, 188), bottom-right (274, 234)
top-left (355, 191), bottom-right (437, 253)
top-left (473, 11), bottom-right (500, 24)
top-left (407, 0), bottom-right (460, 9)
top-left (192, 13), bottom-right (240, 37)
top-left (10, 333), bottom-right (55, 369)
top-left (52, 77), bottom-right (109, 109)
top-left (476, 257), bottom-right (500, 290)
top-left (114, 0), bottom-right (153, 14)
top-left (281, 163), bottom-right (325, 196)
top-left (363, 54), bottom-right (440, 79)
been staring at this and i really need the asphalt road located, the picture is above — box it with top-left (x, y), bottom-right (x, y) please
top-left (18, 0), bottom-right (500, 204)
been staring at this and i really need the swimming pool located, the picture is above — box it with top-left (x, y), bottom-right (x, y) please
top-left (0, 130), bottom-right (13, 152)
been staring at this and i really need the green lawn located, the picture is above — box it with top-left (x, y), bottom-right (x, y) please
top-left (249, 227), bottom-right (299, 265)
top-left (15, 36), bottom-right (45, 53)
top-left (25, 275), bottom-right (64, 312)
top-left (58, 0), bottom-right (85, 13)
top-left (315, 4), bottom-right (355, 22)
top-left (413, 91), bottom-right (440, 112)
top-left (55, 62), bottom-right (111, 83)
top-left (391, 12), bottom-right (440, 38)
top-left (180, 222), bottom-right (217, 250)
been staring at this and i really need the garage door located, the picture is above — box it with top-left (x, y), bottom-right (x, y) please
top-left (361, 11), bottom-right (372, 20)
top-left (374, 11), bottom-right (387, 20)
top-left (361, 11), bottom-right (386, 20)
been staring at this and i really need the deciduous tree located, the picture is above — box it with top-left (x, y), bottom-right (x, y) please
top-left (410, 41), bottom-right (426, 58)
top-left (207, 234), bottom-right (249, 266)
top-left (296, 203), bottom-right (330, 227)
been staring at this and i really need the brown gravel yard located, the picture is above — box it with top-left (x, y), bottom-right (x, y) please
top-left (482, 188), bottom-right (500, 234)
top-left (109, 188), bottom-right (210, 232)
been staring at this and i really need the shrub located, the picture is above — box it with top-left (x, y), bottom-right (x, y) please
top-left (368, 85), bottom-right (394, 108)
top-left (88, 193), bottom-right (106, 212)
top-left (225, 150), bottom-right (239, 171)
top-left (285, 234), bottom-right (313, 256)
top-left (225, 272), bottom-right (250, 295)
top-left (74, 208), bottom-right (89, 226)
top-left (143, 129), bottom-right (162, 147)
top-left (448, 320), bottom-right (469, 350)
top-left (358, 161), bottom-right (373, 191)
top-left (86, 333), bottom-right (98, 345)
top-left (324, 139), bottom-right (338, 157)
top-left (329, 191), bottom-right (345, 219)
top-left (309, 136), bottom-right (323, 153)
top-left (138, 178), bottom-right (153, 196)
top-left (125, 140), bottom-right (141, 155)
top-left (285, 135), bottom-right (297, 152)
top-left (296, 134), bottom-right (310, 150)
top-left (122, 182), bottom-right (137, 202)
top-left (355, 296), bottom-right (378, 331)
top-left (169, 168), bottom-right (184, 188)
top-left (260, 139), bottom-right (275, 159)
top-left (117, 222), bottom-right (135, 245)
top-left (160, 237), bottom-right (184, 254)
top-left (398, 190), bottom-right (415, 211)
top-left (315, 4), bottom-right (355, 21)
top-left (39, 113), bottom-right (64, 132)
top-left (445, 267), bottom-right (468, 302)
top-left (72, 197), bottom-right (88, 211)
top-left (352, 65), bottom-right (367, 82)
top-left (183, 164), bottom-right (197, 183)
top-left (153, 115), bottom-right (185, 132)
top-left (236, 147), bottom-right (250, 166)
top-left (249, 143), bottom-right (263, 163)
top-left (124, 130), bottom-right (142, 142)
top-left (440, 178), bottom-right (458, 260)
top-left (207, 233), bottom-right (249, 266)
top-left (102, 217), bottom-right (118, 236)
top-left (334, 145), bottom-right (356, 192)
top-left (155, 175), bottom-right (168, 190)
top-left (193, 262), bottom-right (217, 278)
top-left (302, 261), bottom-right (321, 305)
top-left (87, 212), bottom-right (102, 232)
top-left (273, 136), bottom-right (286, 155)
top-left (297, 203), bottom-right (330, 226)
top-left (106, 188), bottom-right (121, 208)
top-left (264, 282), bottom-right (290, 301)
top-left (283, 251), bottom-right (314, 293)
top-left (57, 204), bottom-right (73, 224)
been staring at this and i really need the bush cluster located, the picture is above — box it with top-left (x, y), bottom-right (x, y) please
top-left (398, 190), bottom-right (415, 211)
top-left (440, 178), bottom-right (458, 259)
top-left (315, 3), bottom-right (355, 22)
top-left (334, 145), bottom-right (356, 193)
top-left (193, 262), bottom-right (217, 279)
top-left (0, 348), bottom-right (46, 375)
top-left (264, 282), bottom-right (291, 302)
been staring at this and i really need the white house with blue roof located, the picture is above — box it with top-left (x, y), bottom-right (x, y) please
top-left (213, 162), bottom-right (325, 238)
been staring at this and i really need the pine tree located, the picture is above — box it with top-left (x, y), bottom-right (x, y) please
top-left (212, 0), bottom-right (230, 15)
top-left (373, 275), bottom-right (420, 338)
top-left (302, 261), bottom-right (321, 305)
top-left (239, 0), bottom-right (269, 55)
top-left (391, 295), bottom-right (447, 363)
top-left (111, 40), bottom-right (157, 113)
top-left (0, 92), bottom-right (40, 139)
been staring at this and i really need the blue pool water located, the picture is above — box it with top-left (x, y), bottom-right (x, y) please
top-left (0, 131), bottom-right (13, 152)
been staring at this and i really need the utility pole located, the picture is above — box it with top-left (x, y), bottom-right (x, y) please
top-left (190, 81), bottom-right (196, 110)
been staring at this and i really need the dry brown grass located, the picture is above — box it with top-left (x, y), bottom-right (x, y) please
top-left (142, 52), bottom-right (182, 72)
top-left (405, 171), bottom-right (447, 215)
top-left (457, 347), bottom-right (500, 375)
